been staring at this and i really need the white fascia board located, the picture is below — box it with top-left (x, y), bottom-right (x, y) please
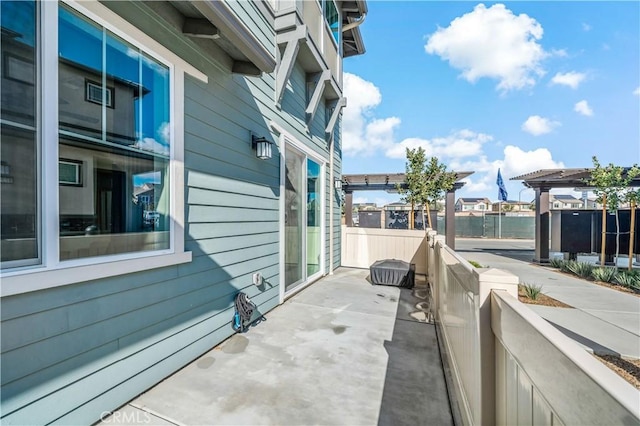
top-left (190, 1), bottom-right (276, 74)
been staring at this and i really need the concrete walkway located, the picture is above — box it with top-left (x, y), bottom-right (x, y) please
top-left (100, 268), bottom-right (453, 426)
top-left (455, 238), bottom-right (640, 359)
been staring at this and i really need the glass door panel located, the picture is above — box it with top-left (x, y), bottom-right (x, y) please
top-left (284, 145), bottom-right (305, 291)
top-left (306, 159), bottom-right (321, 277)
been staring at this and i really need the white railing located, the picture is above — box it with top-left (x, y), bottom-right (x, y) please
top-left (428, 231), bottom-right (519, 425)
top-left (425, 230), bottom-right (640, 426)
top-left (492, 291), bottom-right (640, 425)
top-left (340, 226), bottom-right (427, 275)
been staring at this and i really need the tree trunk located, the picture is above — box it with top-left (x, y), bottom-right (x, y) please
top-left (410, 201), bottom-right (415, 229)
top-left (426, 202), bottom-right (433, 230)
top-left (600, 194), bottom-right (607, 267)
top-left (629, 201), bottom-right (636, 271)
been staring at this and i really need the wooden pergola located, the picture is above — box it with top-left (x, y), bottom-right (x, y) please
top-left (339, 172), bottom-right (473, 249)
top-left (512, 168), bottom-right (640, 263)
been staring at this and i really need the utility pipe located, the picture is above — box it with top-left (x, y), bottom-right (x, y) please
top-left (342, 13), bottom-right (366, 32)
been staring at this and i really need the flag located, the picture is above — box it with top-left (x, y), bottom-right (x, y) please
top-left (497, 168), bottom-right (508, 202)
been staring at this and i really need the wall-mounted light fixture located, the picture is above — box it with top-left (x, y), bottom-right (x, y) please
top-left (334, 177), bottom-right (343, 190)
top-left (252, 134), bottom-right (273, 160)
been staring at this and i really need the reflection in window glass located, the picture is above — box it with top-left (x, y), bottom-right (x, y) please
top-left (1, 1), bottom-right (39, 265)
top-left (324, 0), bottom-right (340, 44)
top-left (307, 159), bottom-right (321, 277)
top-left (58, 4), bottom-right (170, 261)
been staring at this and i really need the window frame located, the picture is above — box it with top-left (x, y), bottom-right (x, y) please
top-left (322, 0), bottom-right (340, 48)
top-left (1, 0), bottom-right (208, 297)
top-left (85, 80), bottom-right (114, 108)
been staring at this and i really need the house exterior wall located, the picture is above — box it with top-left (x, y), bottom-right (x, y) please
top-left (0, 1), bottom-right (344, 423)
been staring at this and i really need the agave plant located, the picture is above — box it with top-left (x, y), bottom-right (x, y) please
top-left (559, 260), bottom-right (574, 273)
top-left (614, 271), bottom-right (640, 289)
top-left (567, 261), bottom-right (594, 279)
top-left (592, 267), bottom-right (617, 283)
top-left (549, 258), bottom-right (564, 268)
top-left (522, 283), bottom-right (543, 300)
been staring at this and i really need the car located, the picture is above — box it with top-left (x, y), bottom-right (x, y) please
top-left (143, 211), bottom-right (160, 226)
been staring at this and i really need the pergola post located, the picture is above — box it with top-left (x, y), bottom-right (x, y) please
top-left (345, 191), bottom-right (353, 227)
top-left (534, 187), bottom-right (550, 263)
top-left (445, 188), bottom-right (457, 250)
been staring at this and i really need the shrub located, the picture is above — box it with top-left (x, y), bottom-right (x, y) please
top-left (614, 271), bottom-right (640, 289)
top-left (559, 260), bottom-right (573, 273)
top-left (468, 260), bottom-right (484, 268)
top-left (522, 283), bottom-right (543, 300)
top-left (549, 258), bottom-right (564, 268)
top-left (592, 267), bottom-right (617, 283)
top-left (567, 261), bottom-right (594, 279)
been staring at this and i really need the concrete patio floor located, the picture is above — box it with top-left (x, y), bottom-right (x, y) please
top-left (99, 268), bottom-right (453, 426)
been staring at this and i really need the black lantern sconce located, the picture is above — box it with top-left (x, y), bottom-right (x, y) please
top-left (252, 134), bottom-right (273, 160)
top-left (334, 177), bottom-right (343, 190)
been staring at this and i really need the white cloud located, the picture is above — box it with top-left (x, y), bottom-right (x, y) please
top-left (634, 87), bottom-right (640, 96)
top-left (342, 73), bottom-right (399, 156)
top-left (551, 71), bottom-right (586, 89)
top-left (582, 23), bottom-right (592, 32)
top-left (343, 73), bottom-right (493, 161)
top-left (424, 3), bottom-right (547, 92)
top-left (452, 145), bottom-right (565, 200)
top-left (501, 145), bottom-right (564, 177)
top-left (133, 138), bottom-right (169, 156)
top-left (550, 49), bottom-right (568, 58)
top-left (521, 115), bottom-right (560, 136)
top-left (574, 100), bottom-right (593, 117)
top-left (385, 130), bottom-right (493, 160)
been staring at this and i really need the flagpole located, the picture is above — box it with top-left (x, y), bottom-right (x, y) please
top-left (499, 201), bottom-right (502, 239)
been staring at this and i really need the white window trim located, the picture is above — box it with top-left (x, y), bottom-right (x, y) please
top-left (1, 0), bottom-right (208, 297)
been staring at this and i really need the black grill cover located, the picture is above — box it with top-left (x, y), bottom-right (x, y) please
top-left (370, 259), bottom-right (415, 288)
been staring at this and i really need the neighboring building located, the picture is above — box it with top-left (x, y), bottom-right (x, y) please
top-left (455, 197), bottom-right (491, 212)
top-left (550, 194), bottom-right (583, 209)
top-left (354, 202), bottom-right (377, 211)
top-left (491, 200), bottom-right (533, 212)
top-left (0, 0), bottom-right (367, 423)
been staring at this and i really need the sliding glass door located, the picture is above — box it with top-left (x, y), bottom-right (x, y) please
top-left (284, 143), bottom-right (323, 294)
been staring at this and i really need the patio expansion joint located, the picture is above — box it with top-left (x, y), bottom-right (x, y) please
top-left (289, 300), bottom-right (396, 320)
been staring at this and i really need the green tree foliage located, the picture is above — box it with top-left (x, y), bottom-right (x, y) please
top-left (397, 148), bottom-right (457, 230)
top-left (588, 156), bottom-right (640, 266)
top-left (397, 148), bottom-right (426, 229)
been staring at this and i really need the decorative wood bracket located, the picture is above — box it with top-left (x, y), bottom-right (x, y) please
top-left (325, 97), bottom-right (347, 138)
top-left (275, 25), bottom-right (307, 107)
top-left (305, 70), bottom-right (331, 125)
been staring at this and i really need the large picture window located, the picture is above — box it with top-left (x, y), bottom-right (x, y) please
top-left (0, 0), bottom-right (202, 293)
top-left (58, 5), bottom-right (170, 260)
top-left (1, 0), bottom-right (39, 266)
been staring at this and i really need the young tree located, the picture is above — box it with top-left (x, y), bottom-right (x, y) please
top-left (397, 148), bottom-right (457, 230)
top-left (397, 147), bottom-right (427, 229)
top-left (588, 157), bottom-right (640, 266)
top-left (422, 156), bottom-right (457, 229)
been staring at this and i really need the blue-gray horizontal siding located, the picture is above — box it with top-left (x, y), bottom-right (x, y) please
top-left (0, 0), bottom-right (341, 423)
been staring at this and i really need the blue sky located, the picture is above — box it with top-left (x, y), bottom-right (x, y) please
top-left (341, 1), bottom-right (640, 206)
